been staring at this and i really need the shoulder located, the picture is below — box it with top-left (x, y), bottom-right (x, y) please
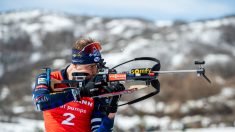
top-left (51, 71), bottom-right (62, 79)
top-left (35, 73), bottom-right (47, 85)
top-left (35, 70), bottom-right (61, 86)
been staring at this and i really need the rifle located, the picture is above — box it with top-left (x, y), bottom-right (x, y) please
top-left (42, 57), bottom-right (211, 106)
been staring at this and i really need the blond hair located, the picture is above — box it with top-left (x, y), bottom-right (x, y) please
top-left (73, 38), bottom-right (96, 50)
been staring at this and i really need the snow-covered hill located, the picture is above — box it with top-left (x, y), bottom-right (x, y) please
top-left (1, 10), bottom-right (235, 71)
top-left (0, 10), bottom-right (235, 131)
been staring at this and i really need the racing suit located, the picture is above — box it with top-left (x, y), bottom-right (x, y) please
top-left (32, 66), bottom-right (114, 132)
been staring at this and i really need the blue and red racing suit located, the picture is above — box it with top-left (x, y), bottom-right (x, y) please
top-left (32, 66), bottom-right (114, 132)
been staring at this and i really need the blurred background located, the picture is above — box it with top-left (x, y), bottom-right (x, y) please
top-left (0, 0), bottom-right (235, 131)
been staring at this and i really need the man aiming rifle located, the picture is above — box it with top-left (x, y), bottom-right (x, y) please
top-left (32, 38), bottom-right (124, 132)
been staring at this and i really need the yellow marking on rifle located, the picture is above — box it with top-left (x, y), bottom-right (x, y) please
top-left (131, 68), bottom-right (151, 74)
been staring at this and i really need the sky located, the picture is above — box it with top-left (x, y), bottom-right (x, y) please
top-left (1, 0), bottom-right (235, 21)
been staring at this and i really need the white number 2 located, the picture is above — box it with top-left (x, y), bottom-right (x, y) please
top-left (61, 113), bottom-right (75, 126)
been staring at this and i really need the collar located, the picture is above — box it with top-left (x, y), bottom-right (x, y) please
top-left (60, 65), bottom-right (70, 80)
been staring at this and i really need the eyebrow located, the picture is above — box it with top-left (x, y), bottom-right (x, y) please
top-left (87, 64), bottom-right (97, 67)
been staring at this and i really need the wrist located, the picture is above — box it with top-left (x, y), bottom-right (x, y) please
top-left (108, 113), bottom-right (116, 119)
top-left (70, 88), bottom-right (81, 101)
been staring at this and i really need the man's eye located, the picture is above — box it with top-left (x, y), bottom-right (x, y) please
top-left (88, 65), bottom-right (96, 68)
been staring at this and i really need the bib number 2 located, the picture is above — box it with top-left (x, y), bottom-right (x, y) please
top-left (62, 113), bottom-right (75, 126)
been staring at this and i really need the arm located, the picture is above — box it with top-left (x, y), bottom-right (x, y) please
top-left (90, 83), bottom-right (125, 132)
top-left (90, 99), bottom-right (115, 132)
top-left (32, 73), bottom-right (79, 111)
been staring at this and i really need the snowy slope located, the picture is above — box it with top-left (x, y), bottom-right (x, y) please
top-left (0, 117), bottom-right (234, 132)
top-left (0, 10), bottom-right (235, 131)
top-left (1, 10), bottom-right (235, 70)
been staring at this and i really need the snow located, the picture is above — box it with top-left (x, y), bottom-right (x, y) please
top-left (171, 54), bottom-right (185, 67)
top-left (0, 63), bottom-right (4, 77)
top-left (60, 49), bottom-right (71, 56)
top-left (122, 29), bottom-right (141, 39)
top-left (188, 18), bottom-right (230, 30)
top-left (182, 115), bottom-right (204, 124)
top-left (108, 24), bottom-right (126, 35)
top-left (164, 102), bottom-right (181, 114)
top-left (222, 18), bottom-right (235, 26)
top-left (107, 19), bottom-right (144, 29)
top-left (115, 115), bottom-right (141, 130)
top-left (0, 86), bottom-right (10, 100)
top-left (200, 29), bottom-right (221, 44)
top-left (20, 23), bottom-right (42, 48)
top-left (204, 20), bottom-right (222, 28)
top-left (181, 100), bottom-right (202, 113)
top-left (185, 24), bottom-right (222, 45)
top-left (220, 87), bottom-right (235, 98)
top-left (106, 19), bottom-right (144, 35)
top-left (156, 102), bottom-right (165, 112)
top-left (31, 33), bottom-right (43, 48)
top-left (142, 116), bottom-right (159, 127)
top-left (103, 38), bottom-right (149, 67)
top-left (1, 10), bottom-right (41, 23)
top-left (0, 25), bottom-right (10, 43)
top-left (1, 118), bottom-right (234, 132)
top-left (102, 43), bottom-right (114, 52)
top-left (86, 30), bottom-right (106, 40)
top-left (52, 59), bottom-right (66, 68)
top-left (86, 17), bottom-right (102, 29)
top-left (180, 87), bottom-right (235, 115)
top-left (154, 20), bottom-right (173, 27)
top-left (204, 54), bottom-right (231, 65)
top-left (204, 18), bottom-right (235, 28)
top-left (147, 116), bottom-right (171, 130)
top-left (40, 14), bottom-right (74, 32)
top-left (188, 21), bottom-right (205, 31)
top-left (186, 127), bottom-right (235, 132)
top-left (12, 106), bottom-right (27, 114)
top-left (152, 33), bottom-right (162, 40)
top-left (0, 28), bottom-right (3, 39)
top-left (73, 26), bottom-right (87, 37)
top-left (0, 118), bottom-right (44, 132)
top-left (166, 33), bottom-right (179, 41)
top-left (132, 98), bottom-right (156, 113)
top-left (201, 118), bottom-right (211, 127)
top-left (21, 23), bottom-right (41, 34)
top-left (1, 10), bottom-right (235, 132)
top-left (29, 52), bottom-right (41, 63)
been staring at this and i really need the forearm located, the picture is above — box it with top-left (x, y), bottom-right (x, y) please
top-left (96, 116), bottom-right (115, 132)
top-left (108, 113), bottom-right (115, 119)
top-left (33, 90), bottom-right (74, 111)
top-left (91, 109), bottom-right (116, 132)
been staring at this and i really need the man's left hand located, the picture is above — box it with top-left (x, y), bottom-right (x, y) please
top-left (106, 84), bottom-right (125, 113)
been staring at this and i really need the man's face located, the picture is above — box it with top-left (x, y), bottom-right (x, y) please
top-left (70, 63), bottom-right (98, 80)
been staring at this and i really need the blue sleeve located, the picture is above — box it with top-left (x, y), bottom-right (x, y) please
top-left (32, 73), bottom-right (75, 111)
top-left (91, 99), bottom-right (114, 132)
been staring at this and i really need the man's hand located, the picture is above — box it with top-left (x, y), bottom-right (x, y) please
top-left (106, 84), bottom-right (125, 113)
top-left (80, 81), bottom-right (99, 97)
top-left (50, 78), bottom-right (63, 92)
top-left (70, 81), bottom-right (99, 101)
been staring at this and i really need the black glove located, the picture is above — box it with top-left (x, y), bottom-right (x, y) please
top-left (80, 81), bottom-right (100, 97)
top-left (70, 88), bottom-right (81, 101)
top-left (70, 80), bottom-right (101, 101)
top-left (105, 83), bottom-right (125, 113)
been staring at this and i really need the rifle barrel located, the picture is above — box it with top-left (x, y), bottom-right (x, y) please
top-left (153, 69), bottom-right (200, 74)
